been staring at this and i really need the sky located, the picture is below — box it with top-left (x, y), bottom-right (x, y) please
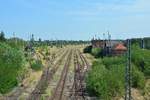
top-left (0, 0), bottom-right (150, 40)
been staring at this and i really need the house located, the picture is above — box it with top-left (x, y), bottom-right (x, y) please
top-left (112, 43), bottom-right (127, 56)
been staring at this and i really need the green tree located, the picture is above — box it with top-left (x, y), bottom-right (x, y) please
top-left (39, 38), bottom-right (42, 42)
top-left (0, 43), bottom-right (25, 93)
top-left (0, 31), bottom-right (6, 41)
top-left (91, 48), bottom-right (102, 58)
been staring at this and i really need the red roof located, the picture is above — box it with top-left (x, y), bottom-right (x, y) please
top-left (114, 43), bottom-right (127, 50)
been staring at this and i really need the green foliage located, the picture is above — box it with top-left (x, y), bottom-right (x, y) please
top-left (91, 48), bottom-right (102, 58)
top-left (0, 31), bottom-right (6, 42)
top-left (131, 38), bottom-right (150, 49)
top-left (31, 60), bottom-right (43, 71)
top-left (0, 43), bottom-right (25, 93)
top-left (86, 60), bottom-right (109, 99)
top-left (132, 65), bottom-right (145, 89)
top-left (83, 45), bottom-right (92, 53)
top-left (102, 56), bottom-right (125, 69)
top-left (144, 61), bottom-right (150, 77)
top-left (86, 55), bottom-right (146, 99)
top-left (108, 65), bottom-right (125, 96)
top-left (131, 44), bottom-right (150, 77)
top-left (6, 38), bottom-right (25, 49)
top-left (144, 38), bottom-right (150, 49)
top-left (86, 58), bottom-right (125, 99)
top-left (86, 39), bottom-right (149, 99)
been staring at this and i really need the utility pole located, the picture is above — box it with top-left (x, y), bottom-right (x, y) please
top-left (141, 38), bottom-right (145, 49)
top-left (107, 31), bottom-right (111, 55)
top-left (103, 33), bottom-right (106, 56)
top-left (13, 32), bottom-right (17, 44)
top-left (125, 39), bottom-right (132, 100)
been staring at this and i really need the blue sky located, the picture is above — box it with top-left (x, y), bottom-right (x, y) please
top-left (0, 0), bottom-right (150, 40)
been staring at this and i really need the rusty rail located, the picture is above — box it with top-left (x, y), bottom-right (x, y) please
top-left (28, 50), bottom-right (68, 100)
top-left (50, 50), bottom-right (72, 100)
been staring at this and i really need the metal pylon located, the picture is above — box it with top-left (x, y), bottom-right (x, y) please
top-left (125, 39), bottom-right (132, 100)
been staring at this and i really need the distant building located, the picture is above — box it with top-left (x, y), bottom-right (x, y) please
top-left (91, 39), bottom-right (105, 48)
top-left (91, 39), bottom-right (127, 56)
top-left (112, 43), bottom-right (127, 56)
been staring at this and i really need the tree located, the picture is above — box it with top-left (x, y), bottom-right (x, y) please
top-left (91, 48), bottom-right (102, 58)
top-left (0, 31), bottom-right (6, 41)
top-left (0, 43), bottom-right (25, 93)
top-left (39, 38), bottom-right (42, 42)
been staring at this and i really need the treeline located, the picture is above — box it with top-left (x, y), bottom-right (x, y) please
top-left (131, 37), bottom-right (150, 49)
top-left (33, 40), bottom-right (90, 47)
top-left (1, 32), bottom-right (90, 48)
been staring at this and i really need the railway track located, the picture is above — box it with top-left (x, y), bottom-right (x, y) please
top-left (3, 49), bottom-right (65, 100)
top-left (4, 48), bottom-right (90, 100)
top-left (77, 49), bottom-right (90, 71)
top-left (70, 50), bottom-right (85, 100)
top-left (70, 49), bottom-right (90, 100)
top-left (50, 49), bottom-right (73, 100)
top-left (28, 49), bottom-right (69, 100)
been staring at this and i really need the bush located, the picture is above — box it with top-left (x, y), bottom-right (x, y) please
top-left (132, 64), bottom-right (145, 89)
top-left (131, 44), bottom-right (150, 77)
top-left (83, 45), bottom-right (92, 53)
top-left (91, 48), bottom-right (102, 58)
top-left (102, 56), bottom-right (125, 69)
top-left (86, 55), bottom-right (146, 99)
top-left (144, 61), bottom-right (150, 77)
top-left (86, 59), bottom-right (125, 100)
top-left (6, 38), bottom-right (25, 50)
top-left (31, 60), bottom-right (43, 71)
top-left (86, 60), bottom-right (109, 99)
top-left (0, 43), bottom-right (25, 93)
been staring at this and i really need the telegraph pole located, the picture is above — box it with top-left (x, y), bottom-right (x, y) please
top-left (125, 39), bottom-right (132, 100)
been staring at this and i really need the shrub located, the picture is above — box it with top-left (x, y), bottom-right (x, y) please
top-left (144, 61), bottom-right (150, 77)
top-left (83, 45), bottom-right (92, 53)
top-left (131, 44), bottom-right (150, 77)
top-left (86, 59), bottom-right (125, 100)
top-left (102, 56), bottom-right (125, 69)
top-left (91, 48), bottom-right (102, 58)
top-left (6, 38), bottom-right (25, 49)
top-left (132, 64), bottom-right (145, 89)
top-left (86, 60), bottom-right (109, 99)
top-left (0, 43), bottom-right (25, 93)
top-left (31, 60), bottom-right (43, 71)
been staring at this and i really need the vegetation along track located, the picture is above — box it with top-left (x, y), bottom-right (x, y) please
top-left (50, 49), bottom-right (73, 100)
top-left (5, 49), bottom-right (65, 100)
top-left (28, 49), bottom-right (69, 100)
top-left (77, 49), bottom-right (90, 71)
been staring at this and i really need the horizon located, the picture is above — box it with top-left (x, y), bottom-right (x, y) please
top-left (0, 0), bottom-right (150, 40)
